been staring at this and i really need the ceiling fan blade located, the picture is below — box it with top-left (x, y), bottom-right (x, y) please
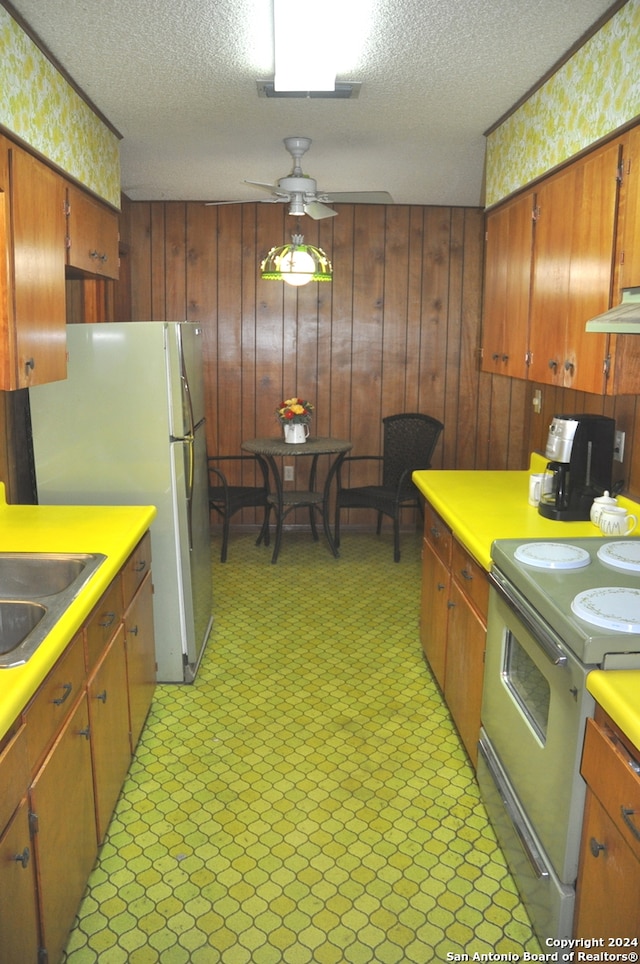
top-left (304, 200), bottom-right (338, 220)
top-left (244, 179), bottom-right (279, 192)
top-left (324, 191), bottom-right (394, 204)
top-left (204, 197), bottom-right (286, 207)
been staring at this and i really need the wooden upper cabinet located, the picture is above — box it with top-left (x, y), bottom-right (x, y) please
top-left (614, 125), bottom-right (640, 297)
top-left (4, 138), bottom-right (67, 389)
top-left (66, 183), bottom-right (119, 279)
top-left (481, 191), bottom-right (534, 380)
top-left (528, 140), bottom-right (620, 394)
top-left (606, 127), bottom-right (640, 396)
top-left (0, 142), bottom-right (11, 390)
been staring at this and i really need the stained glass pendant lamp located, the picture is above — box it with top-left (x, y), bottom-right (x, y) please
top-left (260, 234), bottom-right (332, 286)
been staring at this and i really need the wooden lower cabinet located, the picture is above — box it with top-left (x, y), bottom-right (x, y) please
top-left (0, 531), bottom-right (156, 963)
top-left (420, 502), bottom-right (488, 767)
top-left (575, 710), bottom-right (640, 935)
top-left (88, 626), bottom-right (131, 844)
top-left (444, 579), bottom-right (486, 767)
top-left (420, 536), bottom-right (450, 690)
top-left (0, 796), bottom-right (39, 964)
top-left (125, 571), bottom-right (156, 752)
top-left (30, 694), bottom-right (97, 964)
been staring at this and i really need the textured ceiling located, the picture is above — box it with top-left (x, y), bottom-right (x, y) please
top-left (6, 0), bottom-right (620, 206)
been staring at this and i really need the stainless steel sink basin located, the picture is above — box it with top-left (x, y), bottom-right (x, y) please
top-left (0, 552), bottom-right (103, 598)
top-left (0, 600), bottom-right (47, 655)
top-left (0, 552), bottom-right (106, 668)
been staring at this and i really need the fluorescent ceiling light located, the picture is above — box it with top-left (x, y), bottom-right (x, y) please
top-left (273, 0), bottom-right (336, 91)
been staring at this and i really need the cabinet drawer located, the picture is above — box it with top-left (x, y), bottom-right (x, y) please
top-left (0, 723), bottom-right (29, 830)
top-left (452, 539), bottom-right (489, 619)
top-left (85, 578), bottom-right (123, 671)
top-left (25, 632), bottom-right (86, 772)
top-left (122, 532), bottom-right (152, 609)
top-left (424, 503), bottom-right (452, 566)
top-left (581, 716), bottom-right (640, 862)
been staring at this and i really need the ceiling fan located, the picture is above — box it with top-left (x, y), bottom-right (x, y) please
top-left (206, 136), bottom-right (393, 220)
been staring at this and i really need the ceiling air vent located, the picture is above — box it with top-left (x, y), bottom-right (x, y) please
top-left (257, 81), bottom-right (361, 99)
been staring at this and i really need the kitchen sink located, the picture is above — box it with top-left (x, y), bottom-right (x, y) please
top-left (0, 552), bottom-right (106, 668)
top-left (0, 600), bottom-right (47, 655)
top-left (0, 552), bottom-right (104, 598)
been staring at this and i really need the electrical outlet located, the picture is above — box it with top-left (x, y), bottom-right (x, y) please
top-left (284, 465), bottom-right (294, 481)
top-left (614, 430), bottom-right (625, 462)
top-left (532, 389), bottom-right (542, 414)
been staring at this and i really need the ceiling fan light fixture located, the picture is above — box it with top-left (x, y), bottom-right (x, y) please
top-left (261, 234), bottom-right (333, 286)
top-left (287, 195), bottom-right (306, 217)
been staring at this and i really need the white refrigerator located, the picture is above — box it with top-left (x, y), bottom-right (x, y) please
top-left (29, 321), bottom-right (213, 683)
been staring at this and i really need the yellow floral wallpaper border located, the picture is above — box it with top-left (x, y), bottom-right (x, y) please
top-left (0, 7), bottom-right (120, 208)
top-left (486, 0), bottom-right (640, 207)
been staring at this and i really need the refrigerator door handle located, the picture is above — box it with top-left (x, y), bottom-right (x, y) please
top-left (182, 373), bottom-right (196, 438)
top-left (177, 324), bottom-right (196, 439)
top-left (185, 434), bottom-right (195, 551)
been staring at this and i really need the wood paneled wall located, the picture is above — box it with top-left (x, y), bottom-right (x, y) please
top-left (120, 197), bottom-right (640, 506)
top-left (124, 200), bottom-right (492, 464)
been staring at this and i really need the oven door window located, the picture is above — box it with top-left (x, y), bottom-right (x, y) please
top-left (503, 630), bottom-right (551, 743)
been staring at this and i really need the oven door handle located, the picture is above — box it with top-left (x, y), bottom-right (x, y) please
top-left (478, 736), bottom-right (550, 880)
top-left (488, 569), bottom-right (568, 667)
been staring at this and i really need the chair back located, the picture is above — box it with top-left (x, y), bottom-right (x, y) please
top-left (381, 413), bottom-right (443, 491)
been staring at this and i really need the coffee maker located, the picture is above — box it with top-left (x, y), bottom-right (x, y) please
top-left (538, 414), bottom-right (615, 521)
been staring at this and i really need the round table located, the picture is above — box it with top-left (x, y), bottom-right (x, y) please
top-left (241, 436), bottom-right (352, 563)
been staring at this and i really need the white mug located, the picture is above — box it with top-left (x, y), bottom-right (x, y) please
top-left (528, 472), bottom-right (546, 506)
top-left (283, 422), bottom-right (309, 444)
top-left (598, 506), bottom-right (638, 536)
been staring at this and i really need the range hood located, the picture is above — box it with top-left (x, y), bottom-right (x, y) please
top-left (585, 286), bottom-right (640, 333)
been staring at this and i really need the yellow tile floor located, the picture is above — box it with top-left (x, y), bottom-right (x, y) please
top-left (63, 528), bottom-right (541, 963)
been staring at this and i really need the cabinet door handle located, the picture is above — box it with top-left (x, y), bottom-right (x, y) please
top-left (52, 682), bottom-right (72, 706)
top-left (128, 625), bottom-right (139, 636)
top-left (25, 357), bottom-right (35, 372)
top-left (460, 568), bottom-right (473, 581)
top-left (430, 526), bottom-right (440, 539)
top-left (134, 559), bottom-right (147, 572)
top-left (548, 359), bottom-right (558, 371)
top-left (621, 806), bottom-right (640, 841)
top-left (447, 600), bottom-right (456, 609)
top-left (492, 352), bottom-right (500, 361)
top-left (78, 726), bottom-right (91, 740)
top-left (564, 359), bottom-right (575, 374)
top-left (14, 847), bottom-right (30, 868)
top-left (96, 690), bottom-right (107, 703)
top-left (589, 837), bottom-right (606, 858)
top-left (99, 611), bottom-right (116, 628)
top-left (437, 582), bottom-right (446, 591)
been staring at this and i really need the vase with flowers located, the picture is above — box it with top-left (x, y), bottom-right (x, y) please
top-left (276, 397), bottom-right (314, 443)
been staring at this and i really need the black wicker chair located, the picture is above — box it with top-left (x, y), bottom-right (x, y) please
top-left (208, 455), bottom-right (271, 563)
top-left (334, 413), bottom-right (444, 562)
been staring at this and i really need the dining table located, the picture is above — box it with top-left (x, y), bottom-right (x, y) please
top-left (241, 436), bottom-right (352, 563)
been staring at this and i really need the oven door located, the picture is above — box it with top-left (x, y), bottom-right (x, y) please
top-left (481, 571), bottom-right (595, 885)
top-left (477, 730), bottom-right (575, 940)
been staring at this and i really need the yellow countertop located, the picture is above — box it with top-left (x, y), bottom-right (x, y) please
top-left (412, 456), bottom-right (640, 753)
top-left (586, 671), bottom-right (640, 751)
top-left (412, 453), bottom-right (638, 570)
top-left (0, 486), bottom-right (156, 739)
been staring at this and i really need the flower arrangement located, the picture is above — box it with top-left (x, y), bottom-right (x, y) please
top-left (276, 397), bottom-right (315, 425)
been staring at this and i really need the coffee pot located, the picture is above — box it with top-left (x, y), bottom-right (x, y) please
top-left (538, 414), bottom-right (615, 521)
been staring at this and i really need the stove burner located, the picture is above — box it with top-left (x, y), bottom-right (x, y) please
top-left (597, 541), bottom-right (640, 573)
top-left (513, 542), bottom-right (591, 570)
top-left (571, 586), bottom-right (640, 633)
